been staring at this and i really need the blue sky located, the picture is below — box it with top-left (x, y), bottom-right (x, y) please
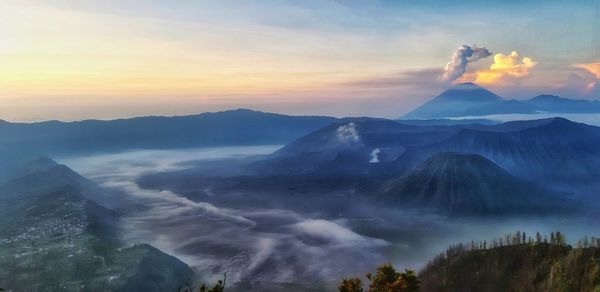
top-left (0, 0), bottom-right (598, 121)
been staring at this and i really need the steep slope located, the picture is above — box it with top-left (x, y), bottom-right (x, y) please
top-left (379, 153), bottom-right (567, 214)
top-left (401, 118), bottom-right (600, 181)
top-left (1, 163), bottom-right (91, 196)
top-left (0, 159), bottom-right (193, 291)
top-left (255, 117), bottom-right (600, 182)
top-left (402, 83), bottom-right (505, 119)
top-left (0, 156), bottom-right (58, 184)
top-left (252, 119), bottom-right (460, 176)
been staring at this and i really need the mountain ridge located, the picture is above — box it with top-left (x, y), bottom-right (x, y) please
top-left (255, 117), bottom-right (600, 183)
top-left (0, 109), bottom-right (339, 166)
top-left (397, 117), bottom-right (600, 181)
top-left (402, 83), bottom-right (600, 119)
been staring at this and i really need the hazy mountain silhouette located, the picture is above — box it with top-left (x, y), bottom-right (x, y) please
top-left (0, 109), bottom-right (337, 160)
top-left (401, 118), bottom-right (600, 181)
top-left (402, 83), bottom-right (505, 119)
top-left (402, 83), bottom-right (600, 119)
top-left (252, 119), bottom-right (461, 176)
top-left (523, 94), bottom-right (600, 113)
top-left (256, 117), bottom-right (600, 182)
top-left (379, 153), bottom-right (568, 214)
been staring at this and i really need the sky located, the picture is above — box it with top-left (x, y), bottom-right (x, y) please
top-left (0, 0), bottom-right (599, 121)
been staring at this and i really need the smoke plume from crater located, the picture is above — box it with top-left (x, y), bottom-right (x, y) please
top-left (441, 45), bottom-right (492, 82)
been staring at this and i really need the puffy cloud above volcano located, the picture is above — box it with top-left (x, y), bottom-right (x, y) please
top-left (574, 62), bottom-right (600, 79)
top-left (571, 62), bottom-right (600, 95)
top-left (441, 45), bottom-right (492, 82)
top-left (473, 51), bottom-right (537, 85)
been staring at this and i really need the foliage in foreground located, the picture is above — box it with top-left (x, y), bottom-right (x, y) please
top-left (420, 231), bottom-right (600, 292)
top-left (176, 231), bottom-right (600, 292)
top-left (338, 263), bottom-right (419, 292)
top-left (179, 273), bottom-right (226, 292)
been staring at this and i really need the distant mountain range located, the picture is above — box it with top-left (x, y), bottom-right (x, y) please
top-left (0, 83), bottom-right (597, 166)
top-left (0, 107), bottom-right (500, 182)
top-left (0, 109), bottom-right (337, 175)
top-left (250, 116), bottom-right (600, 214)
top-left (254, 117), bottom-right (600, 182)
top-left (402, 82), bottom-right (600, 119)
top-left (0, 108), bottom-right (336, 155)
top-left (1, 102), bottom-right (598, 217)
top-left (400, 118), bottom-right (600, 182)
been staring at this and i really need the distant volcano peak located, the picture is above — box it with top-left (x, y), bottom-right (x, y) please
top-left (442, 82), bottom-right (501, 99)
top-left (402, 83), bottom-right (504, 119)
top-left (450, 82), bottom-right (483, 90)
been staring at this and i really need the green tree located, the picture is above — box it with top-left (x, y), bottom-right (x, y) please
top-left (179, 272), bottom-right (227, 292)
top-left (199, 273), bottom-right (226, 292)
top-left (367, 263), bottom-right (419, 292)
top-left (556, 232), bottom-right (566, 245)
top-left (398, 269), bottom-right (419, 292)
top-left (339, 263), bottom-right (420, 292)
top-left (338, 277), bottom-right (364, 292)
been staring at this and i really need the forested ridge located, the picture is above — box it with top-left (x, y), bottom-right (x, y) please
top-left (419, 231), bottom-right (600, 292)
top-left (334, 231), bottom-right (600, 292)
top-left (173, 231), bottom-right (600, 291)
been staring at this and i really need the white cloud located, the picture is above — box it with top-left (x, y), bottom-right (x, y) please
top-left (292, 219), bottom-right (388, 248)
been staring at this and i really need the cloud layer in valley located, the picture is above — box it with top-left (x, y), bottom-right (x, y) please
top-left (59, 146), bottom-right (600, 289)
top-left (59, 147), bottom-right (391, 286)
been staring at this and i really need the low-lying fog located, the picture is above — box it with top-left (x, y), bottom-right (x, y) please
top-left (451, 113), bottom-right (600, 126)
top-left (59, 146), bottom-right (600, 289)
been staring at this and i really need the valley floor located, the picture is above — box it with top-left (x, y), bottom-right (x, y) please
top-left (57, 146), bottom-right (600, 291)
